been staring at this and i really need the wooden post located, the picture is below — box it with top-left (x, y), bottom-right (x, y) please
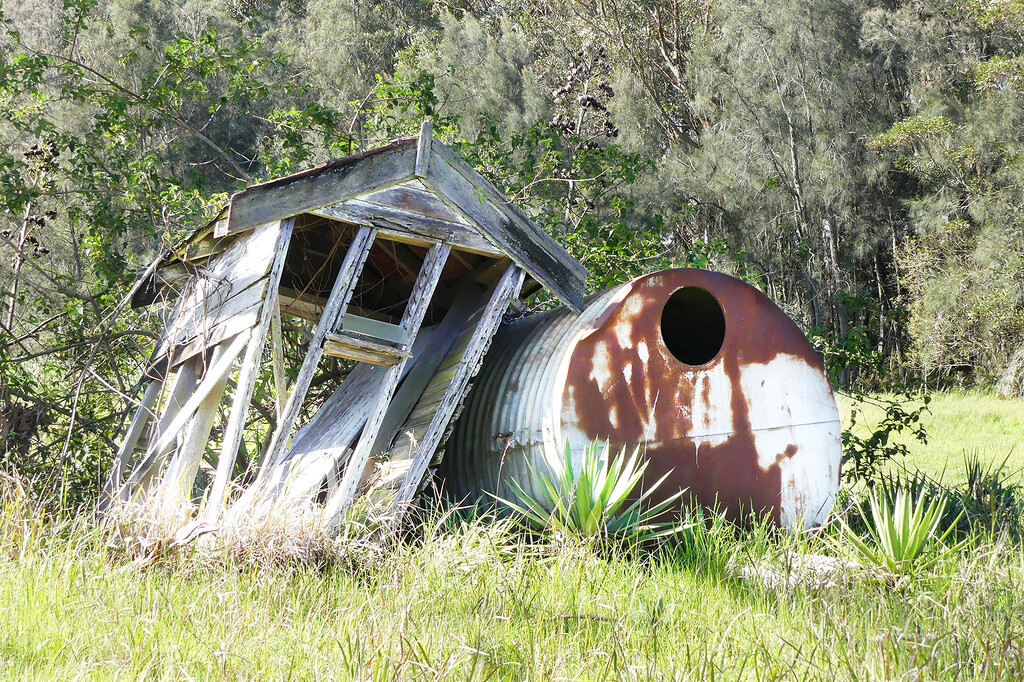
top-left (323, 242), bottom-right (451, 522)
top-left (270, 302), bottom-right (287, 419)
top-left (386, 264), bottom-right (524, 523)
top-left (202, 218), bottom-right (295, 523)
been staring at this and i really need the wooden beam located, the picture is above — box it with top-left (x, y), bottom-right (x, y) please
top-left (222, 142), bottom-right (417, 237)
top-left (386, 264), bottom-right (526, 523)
top-left (161, 336), bottom-right (238, 500)
top-left (324, 242), bottom-right (451, 521)
top-left (312, 201), bottom-right (502, 257)
top-left (201, 218), bottom-right (295, 522)
top-left (425, 141), bottom-right (585, 312)
top-left (323, 332), bottom-right (412, 366)
top-left (250, 226), bottom-right (377, 487)
top-left (270, 301), bottom-right (287, 419)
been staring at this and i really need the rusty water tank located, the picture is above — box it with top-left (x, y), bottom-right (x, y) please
top-left (438, 268), bottom-right (842, 528)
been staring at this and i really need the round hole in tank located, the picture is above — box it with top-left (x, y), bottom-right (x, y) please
top-left (660, 287), bottom-right (726, 365)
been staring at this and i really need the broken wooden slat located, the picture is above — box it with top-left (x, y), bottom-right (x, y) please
top-left (251, 226), bottom-right (378, 485)
top-left (124, 331), bottom-right (249, 496)
top-left (341, 314), bottom-right (409, 345)
top-left (426, 141), bottom-right (584, 312)
top-left (323, 332), bottom-right (412, 366)
top-left (324, 242), bottom-right (451, 521)
top-left (202, 218), bottom-right (295, 522)
top-left (223, 143), bottom-right (417, 236)
top-left (100, 378), bottom-right (164, 508)
top-left (386, 264), bottom-right (526, 522)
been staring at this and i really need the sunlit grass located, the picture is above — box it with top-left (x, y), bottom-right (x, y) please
top-left (3, 498), bottom-right (1024, 679)
top-left (3, 392), bottom-right (1024, 680)
top-left (838, 391), bottom-right (1024, 483)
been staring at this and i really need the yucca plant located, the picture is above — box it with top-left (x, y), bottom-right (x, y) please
top-left (493, 441), bottom-right (686, 546)
top-left (835, 487), bottom-right (965, 575)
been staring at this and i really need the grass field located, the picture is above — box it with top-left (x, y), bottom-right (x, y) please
top-left (838, 392), bottom-right (1024, 483)
top-left (2, 391), bottom-right (1024, 681)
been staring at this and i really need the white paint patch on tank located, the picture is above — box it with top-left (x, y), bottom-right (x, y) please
top-left (588, 340), bottom-right (614, 392)
top-left (738, 353), bottom-right (841, 528)
top-left (637, 341), bottom-right (649, 364)
top-left (688, 362), bottom-right (734, 447)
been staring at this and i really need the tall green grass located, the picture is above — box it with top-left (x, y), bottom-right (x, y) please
top-left (3, 482), bottom-right (1024, 680)
top-left (3, 391), bottom-right (1022, 680)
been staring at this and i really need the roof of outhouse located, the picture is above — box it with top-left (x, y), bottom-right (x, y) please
top-left (143, 120), bottom-right (585, 312)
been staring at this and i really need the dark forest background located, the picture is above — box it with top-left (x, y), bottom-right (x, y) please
top-left (1, 0), bottom-right (1021, 498)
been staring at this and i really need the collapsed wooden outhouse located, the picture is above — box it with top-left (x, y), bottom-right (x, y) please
top-left (105, 120), bottom-right (585, 529)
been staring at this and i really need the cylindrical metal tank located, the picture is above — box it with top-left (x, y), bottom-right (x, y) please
top-left (438, 268), bottom-right (842, 528)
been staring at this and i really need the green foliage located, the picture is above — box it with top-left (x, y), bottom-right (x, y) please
top-left (874, 455), bottom-right (1024, 541)
top-left (811, 301), bottom-right (931, 484)
top-left (865, 0), bottom-right (1024, 391)
top-left (494, 441), bottom-right (685, 547)
top-left (841, 394), bottom-right (930, 485)
top-left (835, 487), bottom-right (964, 575)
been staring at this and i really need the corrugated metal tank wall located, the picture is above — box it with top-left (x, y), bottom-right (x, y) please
top-left (438, 268), bottom-right (842, 528)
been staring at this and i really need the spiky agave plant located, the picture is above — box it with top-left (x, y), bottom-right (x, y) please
top-left (835, 487), bottom-right (965, 575)
top-left (494, 441), bottom-right (685, 546)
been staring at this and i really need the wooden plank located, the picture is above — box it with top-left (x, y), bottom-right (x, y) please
top-left (279, 287), bottom-right (325, 322)
top-left (251, 226), bottom-right (377, 486)
top-left (367, 284), bottom-right (487, 463)
top-left (324, 242), bottom-right (451, 521)
top-left (202, 218), bottom-right (295, 522)
top-left (165, 300), bottom-right (263, 369)
top-left (415, 118), bottom-right (432, 178)
top-left (341, 314), bottom-right (408, 345)
top-left (100, 378), bottom-right (163, 508)
top-left (155, 219), bottom-right (287, 365)
top-left (231, 323), bottom-right (440, 517)
top-left (223, 142), bottom-right (417, 236)
top-left (426, 141), bottom-right (585, 312)
top-left (160, 337), bottom-right (238, 500)
top-left (236, 363), bottom-right (385, 516)
top-left (124, 332), bottom-right (250, 493)
top-left (323, 332), bottom-right (411, 366)
top-left (361, 185), bottom-right (467, 224)
top-left (126, 357), bottom-right (202, 496)
top-left (312, 200), bottom-right (501, 257)
top-left (386, 265), bottom-right (525, 522)
top-left (279, 289), bottom-right (400, 325)
top-left (270, 301), bottom-right (287, 419)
